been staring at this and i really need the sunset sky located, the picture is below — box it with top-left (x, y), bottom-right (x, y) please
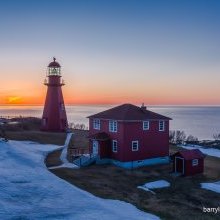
top-left (0, 0), bottom-right (219, 105)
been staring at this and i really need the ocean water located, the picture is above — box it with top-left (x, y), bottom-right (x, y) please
top-left (0, 105), bottom-right (220, 140)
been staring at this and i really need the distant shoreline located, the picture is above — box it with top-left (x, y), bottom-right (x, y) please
top-left (0, 106), bottom-right (220, 140)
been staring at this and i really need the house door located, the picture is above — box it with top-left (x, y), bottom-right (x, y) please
top-left (175, 157), bottom-right (184, 174)
top-left (92, 140), bottom-right (99, 157)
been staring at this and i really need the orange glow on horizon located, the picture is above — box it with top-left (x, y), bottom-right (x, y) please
top-left (0, 85), bottom-right (220, 106)
top-left (4, 96), bottom-right (25, 105)
top-left (0, 94), bottom-right (220, 106)
top-left (1, 95), bottom-right (44, 105)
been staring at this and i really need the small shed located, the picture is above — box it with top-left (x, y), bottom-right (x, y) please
top-left (173, 149), bottom-right (205, 176)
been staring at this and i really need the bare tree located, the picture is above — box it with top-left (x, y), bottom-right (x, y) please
top-left (186, 135), bottom-right (198, 144)
top-left (213, 133), bottom-right (220, 141)
top-left (186, 135), bottom-right (198, 142)
top-left (69, 123), bottom-right (87, 130)
top-left (175, 130), bottom-right (186, 144)
top-left (68, 122), bottom-right (74, 129)
top-left (169, 130), bottom-right (176, 144)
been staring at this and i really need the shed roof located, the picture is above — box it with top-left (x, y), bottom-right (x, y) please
top-left (88, 104), bottom-right (171, 121)
top-left (174, 149), bottom-right (205, 160)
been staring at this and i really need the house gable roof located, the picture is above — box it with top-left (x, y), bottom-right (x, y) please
top-left (174, 149), bottom-right (205, 160)
top-left (88, 103), bottom-right (171, 121)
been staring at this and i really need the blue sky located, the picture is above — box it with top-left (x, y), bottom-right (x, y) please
top-left (0, 0), bottom-right (219, 105)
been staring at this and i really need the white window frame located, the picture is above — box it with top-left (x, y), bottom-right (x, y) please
top-left (93, 119), bottom-right (100, 130)
top-left (159, 120), bottom-right (165, 131)
top-left (112, 140), bottom-right (118, 153)
top-left (192, 159), bottom-right (199, 166)
top-left (143, 121), bottom-right (150, 130)
top-left (132, 140), bottom-right (139, 151)
top-left (109, 120), bottom-right (117, 132)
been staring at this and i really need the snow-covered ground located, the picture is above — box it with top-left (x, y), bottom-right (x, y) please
top-left (201, 181), bottom-right (220, 194)
top-left (179, 144), bottom-right (220, 158)
top-left (0, 140), bottom-right (159, 220)
top-left (138, 180), bottom-right (170, 194)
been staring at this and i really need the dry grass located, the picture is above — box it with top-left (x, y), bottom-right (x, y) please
top-left (45, 149), bottom-right (63, 167)
top-left (2, 118), bottom-right (67, 145)
top-left (46, 133), bottom-right (220, 220)
top-left (68, 129), bottom-right (89, 149)
top-left (3, 121), bottom-right (219, 219)
top-left (5, 130), bottom-right (66, 145)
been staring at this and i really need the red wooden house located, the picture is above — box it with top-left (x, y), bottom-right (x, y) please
top-left (88, 103), bottom-right (171, 168)
top-left (173, 149), bottom-right (205, 176)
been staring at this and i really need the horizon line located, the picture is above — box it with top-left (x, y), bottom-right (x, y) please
top-left (0, 103), bottom-right (220, 107)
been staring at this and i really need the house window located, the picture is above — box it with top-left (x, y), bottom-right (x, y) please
top-left (192, 159), bottom-right (199, 166)
top-left (159, 120), bottom-right (165, 131)
top-left (112, 140), bottom-right (118, 152)
top-left (132, 141), bottom-right (139, 151)
top-left (109, 120), bottom-right (117, 132)
top-left (143, 121), bottom-right (149, 130)
top-left (93, 119), bottom-right (100, 130)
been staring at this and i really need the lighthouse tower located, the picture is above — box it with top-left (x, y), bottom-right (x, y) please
top-left (41, 57), bottom-right (68, 132)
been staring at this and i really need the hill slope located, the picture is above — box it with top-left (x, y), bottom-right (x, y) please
top-left (0, 140), bottom-right (159, 220)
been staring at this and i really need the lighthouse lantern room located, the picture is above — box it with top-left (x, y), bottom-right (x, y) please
top-left (41, 57), bottom-right (68, 132)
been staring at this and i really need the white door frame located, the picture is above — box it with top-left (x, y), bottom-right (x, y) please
top-left (92, 140), bottom-right (99, 157)
top-left (175, 156), bottom-right (185, 174)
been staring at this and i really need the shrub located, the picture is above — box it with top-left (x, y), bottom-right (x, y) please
top-left (169, 130), bottom-right (187, 144)
top-left (186, 135), bottom-right (198, 142)
top-left (185, 135), bottom-right (198, 145)
top-left (69, 123), bottom-right (87, 130)
top-left (175, 130), bottom-right (186, 144)
top-left (213, 133), bottom-right (220, 141)
top-left (169, 130), bottom-right (176, 144)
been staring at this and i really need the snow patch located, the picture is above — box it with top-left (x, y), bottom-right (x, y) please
top-left (138, 180), bottom-right (170, 194)
top-left (49, 163), bottom-right (78, 170)
top-left (179, 144), bottom-right (220, 158)
top-left (201, 181), bottom-right (220, 194)
top-left (0, 140), bottom-right (160, 219)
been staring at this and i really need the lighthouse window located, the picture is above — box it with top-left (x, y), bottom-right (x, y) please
top-left (49, 67), bottom-right (60, 75)
top-left (159, 120), bottom-right (165, 131)
top-left (143, 121), bottom-right (149, 130)
top-left (93, 119), bottom-right (100, 130)
top-left (109, 120), bottom-right (117, 132)
top-left (52, 68), bottom-right (56, 74)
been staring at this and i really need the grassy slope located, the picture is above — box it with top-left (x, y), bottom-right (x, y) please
top-left (46, 133), bottom-right (220, 220)
top-left (5, 130), bottom-right (66, 145)
top-left (6, 128), bottom-right (219, 219)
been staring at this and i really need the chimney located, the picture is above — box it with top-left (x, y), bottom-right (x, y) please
top-left (140, 103), bottom-right (147, 111)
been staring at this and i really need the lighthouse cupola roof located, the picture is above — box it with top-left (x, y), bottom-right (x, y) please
top-left (48, 57), bottom-right (61, 68)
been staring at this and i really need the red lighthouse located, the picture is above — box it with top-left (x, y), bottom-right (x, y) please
top-left (41, 57), bottom-right (68, 132)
